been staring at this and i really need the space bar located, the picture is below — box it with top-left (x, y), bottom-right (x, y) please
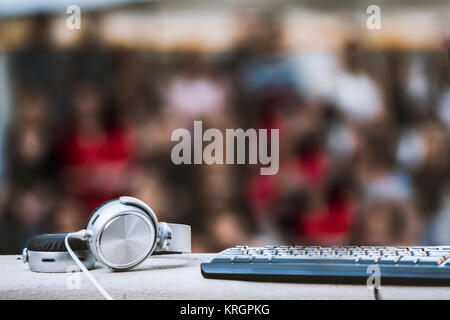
top-left (271, 256), bottom-right (358, 264)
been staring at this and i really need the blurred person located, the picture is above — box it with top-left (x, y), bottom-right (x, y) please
top-left (437, 88), bottom-right (450, 130)
top-left (397, 119), bottom-right (448, 216)
top-left (427, 186), bottom-right (450, 245)
top-left (237, 11), bottom-right (301, 127)
top-left (162, 52), bottom-right (231, 130)
top-left (203, 209), bottom-right (251, 252)
top-left (11, 14), bottom-right (53, 88)
top-left (239, 10), bottom-right (299, 93)
top-left (51, 198), bottom-right (85, 233)
top-left (326, 120), bottom-right (357, 164)
top-left (5, 88), bottom-right (57, 188)
top-left (133, 111), bottom-right (173, 162)
top-left (435, 40), bottom-right (450, 131)
top-left (351, 201), bottom-right (421, 246)
top-left (0, 51), bottom-right (11, 181)
top-left (403, 55), bottom-right (432, 114)
top-left (294, 170), bottom-right (357, 246)
top-left (334, 41), bottom-right (386, 124)
top-left (247, 101), bottom-right (357, 245)
top-left (58, 82), bottom-right (134, 219)
top-left (0, 184), bottom-right (53, 254)
top-left (354, 129), bottom-right (413, 202)
top-left (199, 164), bottom-right (236, 214)
top-left (128, 164), bottom-right (172, 222)
top-left (414, 120), bottom-right (448, 216)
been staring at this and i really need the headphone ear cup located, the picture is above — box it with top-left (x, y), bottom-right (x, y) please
top-left (86, 198), bottom-right (158, 271)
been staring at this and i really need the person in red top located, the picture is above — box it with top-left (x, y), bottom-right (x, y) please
top-left (58, 83), bottom-right (134, 219)
top-left (247, 101), bottom-right (355, 246)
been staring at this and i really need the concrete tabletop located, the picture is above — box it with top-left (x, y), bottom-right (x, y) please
top-left (0, 254), bottom-right (449, 300)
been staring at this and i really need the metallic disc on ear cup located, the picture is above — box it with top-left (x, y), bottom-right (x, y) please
top-left (98, 213), bottom-right (155, 268)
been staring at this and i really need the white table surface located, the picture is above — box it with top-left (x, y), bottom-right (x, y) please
top-left (1, 254), bottom-right (449, 300)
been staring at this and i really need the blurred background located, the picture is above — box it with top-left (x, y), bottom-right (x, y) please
top-left (0, 0), bottom-right (449, 254)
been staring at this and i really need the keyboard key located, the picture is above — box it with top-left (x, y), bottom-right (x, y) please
top-left (233, 256), bottom-right (253, 263)
top-left (272, 256), bottom-right (306, 263)
top-left (211, 256), bottom-right (234, 263)
top-left (320, 253), bottom-right (333, 257)
top-left (379, 256), bottom-right (399, 264)
top-left (253, 255), bottom-right (271, 263)
top-left (398, 256), bottom-right (418, 265)
top-left (314, 256), bottom-right (358, 264)
top-left (417, 257), bottom-right (442, 265)
top-left (412, 252), bottom-right (427, 256)
top-left (427, 251), bottom-right (448, 257)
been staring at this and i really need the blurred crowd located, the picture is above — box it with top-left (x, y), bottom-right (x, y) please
top-left (0, 12), bottom-right (449, 254)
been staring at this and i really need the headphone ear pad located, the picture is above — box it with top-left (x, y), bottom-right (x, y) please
top-left (27, 233), bottom-right (87, 252)
top-left (24, 233), bottom-right (96, 273)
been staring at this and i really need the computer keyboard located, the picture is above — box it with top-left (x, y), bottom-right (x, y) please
top-left (201, 246), bottom-right (450, 285)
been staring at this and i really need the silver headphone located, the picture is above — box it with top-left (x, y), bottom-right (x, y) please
top-left (23, 196), bottom-right (191, 272)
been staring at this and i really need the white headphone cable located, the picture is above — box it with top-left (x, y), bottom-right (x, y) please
top-left (65, 231), bottom-right (113, 300)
